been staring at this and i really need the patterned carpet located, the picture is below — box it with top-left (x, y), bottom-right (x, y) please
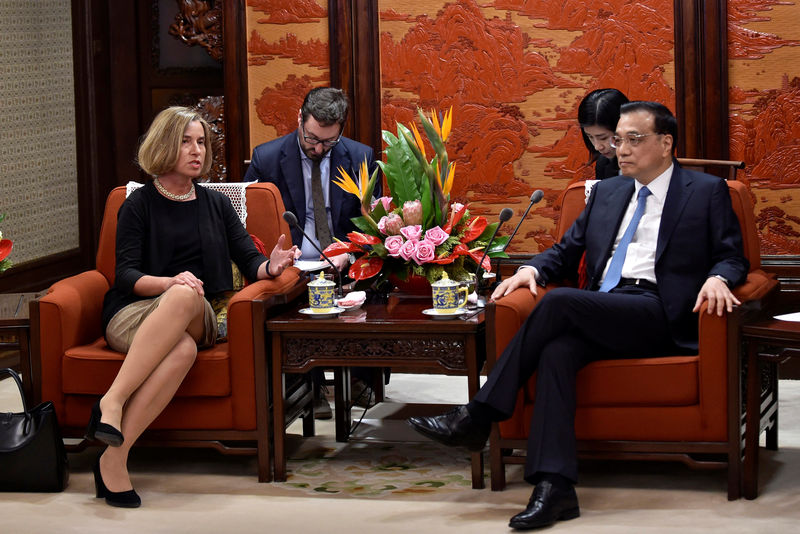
top-left (283, 437), bottom-right (475, 498)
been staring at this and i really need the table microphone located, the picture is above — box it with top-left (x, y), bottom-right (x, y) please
top-left (282, 211), bottom-right (343, 298)
top-left (474, 207), bottom-right (513, 294)
top-left (496, 190), bottom-right (544, 283)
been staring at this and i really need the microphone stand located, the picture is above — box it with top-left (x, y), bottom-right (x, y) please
top-left (496, 190), bottom-right (543, 284)
top-left (474, 207), bottom-right (513, 300)
top-left (282, 211), bottom-right (344, 298)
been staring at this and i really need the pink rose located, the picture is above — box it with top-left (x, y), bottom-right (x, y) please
top-left (378, 213), bottom-right (404, 235)
top-left (424, 225), bottom-right (449, 246)
top-left (371, 196), bottom-right (393, 212)
top-left (413, 239), bottom-right (436, 265)
top-left (399, 239), bottom-right (418, 261)
top-left (400, 224), bottom-right (422, 241)
top-left (384, 235), bottom-right (405, 257)
top-left (402, 200), bottom-right (423, 226)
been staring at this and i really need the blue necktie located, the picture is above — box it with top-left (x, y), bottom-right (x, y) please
top-left (599, 186), bottom-right (651, 292)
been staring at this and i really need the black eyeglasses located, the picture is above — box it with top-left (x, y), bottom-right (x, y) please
top-left (301, 123), bottom-right (342, 149)
top-left (610, 132), bottom-right (661, 149)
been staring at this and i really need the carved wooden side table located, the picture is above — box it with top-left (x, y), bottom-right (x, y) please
top-left (740, 317), bottom-right (800, 499)
top-left (0, 292), bottom-right (44, 405)
top-left (268, 295), bottom-right (486, 488)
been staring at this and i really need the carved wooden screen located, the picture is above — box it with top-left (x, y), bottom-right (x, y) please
top-left (245, 0), bottom-right (331, 149)
top-left (378, 0), bottom-right (676, 253)
top-left (243, 0), bottom-right (800, 259)
top-left (245, 0), bottom-right (676, 254)
top-left (728, 0), bottom-right (800, 257)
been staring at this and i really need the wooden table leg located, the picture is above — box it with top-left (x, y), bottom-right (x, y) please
top-left (334, 367), bottom-right (351, 442)
top-left (17, 327), bottom-right (34, 406)
top-left (271, 335), bottom-right (287, 482)
top-left (743, 339), bottom-right (760, 499)
top-left (467, 336), bottom-right (485, 489)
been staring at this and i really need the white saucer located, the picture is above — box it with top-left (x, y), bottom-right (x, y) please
top-left (422, 308), bottom-right (466, 320)
top-left (299, 307), bottom-right (345, 319)
top-left (294, 260), bottom-right (329, 272)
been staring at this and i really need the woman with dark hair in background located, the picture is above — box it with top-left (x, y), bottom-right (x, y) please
top-left (577, 88), bottom-right (629, 179)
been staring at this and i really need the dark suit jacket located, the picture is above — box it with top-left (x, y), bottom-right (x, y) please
top-left (530, 163), bottom-right (749, 350)
top-left (244, 131), bottom-right (381, 247)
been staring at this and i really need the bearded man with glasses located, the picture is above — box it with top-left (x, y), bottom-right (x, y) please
top-left (245, 87), bottom-right (384, 419)
top-left (245, 87), bottom-right (380, 266)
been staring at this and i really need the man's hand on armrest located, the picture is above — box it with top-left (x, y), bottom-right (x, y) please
top-left (491, 266), bottom-right (539, 302)
top-left (692, 276), bottom-right (741, 316)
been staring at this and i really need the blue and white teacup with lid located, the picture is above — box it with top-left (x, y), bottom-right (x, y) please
top-left (431, 272), bottom-right (469, 314)
top-left (308, 272), bottom-right (335, 312)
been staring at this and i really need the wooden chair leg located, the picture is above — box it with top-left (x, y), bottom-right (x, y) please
top-left (489, 426), bottom-right (507, 491)
top-left (766, 369), bottom-right (779, 451)
top-left (372, 368), bottom-right (386, 403)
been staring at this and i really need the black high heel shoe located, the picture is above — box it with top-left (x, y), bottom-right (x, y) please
top-left (85, 400), bottom-right (124, 447)
top-left (93, 452), bottom-right (141, 508)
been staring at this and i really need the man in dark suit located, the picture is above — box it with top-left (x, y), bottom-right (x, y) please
top-left (245, 87), bottom-right (382, 417)
top-left (408, 101), bottom-right (748, 530)
top-left (244, 87), bottom-right (380, 270)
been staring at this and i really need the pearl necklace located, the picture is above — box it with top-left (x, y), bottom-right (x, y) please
top-left (154, 178), bottom-right (195, 201)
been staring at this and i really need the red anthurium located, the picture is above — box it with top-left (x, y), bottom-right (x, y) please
top-left (347, 231), bottom-right (382, 246)
top-left (467, 247), bottom-right (492, 272)
top-left (0, 239), bottom-right (12, 261)
top-left (452, 243), bottom-right (470, 255)
top-left (429, 255), bottom-right (457, 265)
top-left (348, 256), bottom-right (383, 280)
top-left (443, 203), bottom-right (468, 234)
top-left (323, 241), bottom-right (363, 257)
top-left (460, 216), bottom-right (487, 242)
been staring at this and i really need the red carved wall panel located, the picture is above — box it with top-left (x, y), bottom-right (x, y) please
top-left (245, 0), bottom-right (330, 147)
top-left (728, 0), bottom-right (800, 256)
top-left (378, 0), bottom-right (675, 253)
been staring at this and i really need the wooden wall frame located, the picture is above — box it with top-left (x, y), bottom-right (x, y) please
top-left (223, 0), bottom-right (250, 182)
top-left (328, 0), bottom-right (382, 156)
top-left (674, 0), bottom-right (730, 161)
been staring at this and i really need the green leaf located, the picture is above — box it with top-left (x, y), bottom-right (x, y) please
top-left (380, 124), bottom-right (424, 206)
top-left (350, 216), bottom-right (380, 235)
top-left (475, 222), bottom-right (498, 243)
top-left (371, 242), bottom-right (388, 258)
top-left (486, 236), bottom-right (510, 257)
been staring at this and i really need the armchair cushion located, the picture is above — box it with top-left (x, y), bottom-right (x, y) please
top-left (62, 338), bottom-right (231, 398)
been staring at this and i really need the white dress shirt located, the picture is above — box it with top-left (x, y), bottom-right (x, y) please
top-left (522, 164), bottom-right (674, 287)
top-left (599, 163), bottom-right (674, 285)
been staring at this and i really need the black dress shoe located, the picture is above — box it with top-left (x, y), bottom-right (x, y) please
top-left (85, 400), bottom-right (124, 447)
top-left (407, 405), bottom-right (490, 451)
top-left (93, 452), bottom-right (141, 508)
top-left (509, 480), bottom-right (580, 530)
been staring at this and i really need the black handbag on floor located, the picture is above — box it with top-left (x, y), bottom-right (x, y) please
top-left (0, 368), bottom-right (69, 492)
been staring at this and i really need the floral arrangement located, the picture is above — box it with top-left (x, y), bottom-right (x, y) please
top-left (0, 213), bottom-right (13, 273)
top-left (323, 108), bottom-right (509, 288)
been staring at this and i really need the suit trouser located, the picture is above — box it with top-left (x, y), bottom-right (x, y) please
top-left (473, 286), bottom-right (683, 483)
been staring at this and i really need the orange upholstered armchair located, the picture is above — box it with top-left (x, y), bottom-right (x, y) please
top-left (30, 182), bottom-right (311, 482)
top-left (486, 178), bottom-right (777, 500)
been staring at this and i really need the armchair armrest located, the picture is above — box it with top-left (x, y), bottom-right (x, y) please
top-left (485, 286), bottom-right (550, 370)
top-left (36, 270), bottom-right (110, 350)
top-left (226, 267), bottom-right (305, 424)
top-left (695, 269), bottom-right (778, 429)
top-left (33, 270), bottom-right (110, 408)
